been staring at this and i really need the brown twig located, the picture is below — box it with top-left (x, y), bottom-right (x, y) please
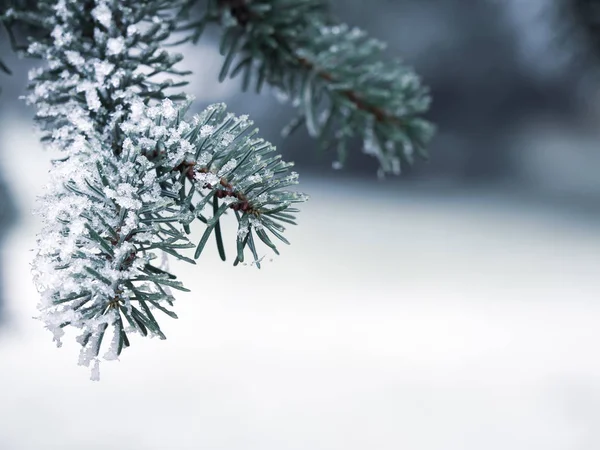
top-left (196, 167), bottom-right (259, 214)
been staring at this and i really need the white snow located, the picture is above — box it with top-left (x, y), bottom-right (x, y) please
top-left (106, 37), bottom-right (125, 56)
top-left (91, 2), bottom-right (112, 30)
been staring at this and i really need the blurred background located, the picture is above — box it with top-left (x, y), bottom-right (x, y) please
top-left (1, 0), bottom-right (600, 449)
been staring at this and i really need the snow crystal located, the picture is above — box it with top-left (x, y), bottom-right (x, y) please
top-left (50, 25), bottom-right (72, 47)
top-left (121, 210), bottom-right (140, 236)
top-left (33, 83), bottom-right (49, 100)
top-left (200, 125), bottom-right (215, 137)
top-left (92, 3), bottom-right (112, 29)
top-left (161, 99), bottom-right (177, 120)
top-left (292, 192), bottom-right (310, 202)
top-left (127, 25), bottom-right (138, 36)
top-left (146, 106), bottom-right (161, 120)
top-left (197, 152), bottom-right (212, 167)
top-left (248, 216), bottom-right (264, 231)
top-left (217, 159), bottom-right (237, 176)
top-left (180, 140), bottom-right (193, 154)
top-left (106, 37), bottom-right (125, 56)
top-left (28, 67), bottom-right (44, 79)
top-left (220, 133), bottom-right (235, 146)
top-left (177, 121), bottom-right (191, 135)
top-left (90, 359), bottom-right (101, 381)
top-left (151, 125), bottom-right (168, 139)
top-left (67, 111), bottom-right (94, 134)
top-left (287, 172), bottom-right (300, 184)
top-left (103, 325), bottom-right (121, 361)
top-left (103, 183), bottom-right (142, 210)
top-left (93, 60), bottom-right (114, 84)
top-left (246, 174), bottom-right (262, 184)
top-left (237, 224), bottom-right (250, 240)
top-left (85, 88), bottom-right (102, 112)
top-left (195, 171), bottom-right (220, 187)
top-left (65, 51), bottom-right (85, 67)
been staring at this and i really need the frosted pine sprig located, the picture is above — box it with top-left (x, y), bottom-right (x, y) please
top-left (125, 100), bottom-right (308, 268)
top-left (183, 103), bottom-right (308, 266)
top-left (203, 0), bottom-right (434, 175)
top-left (32, 132), bottom-right (193, 381)
top-left (25, 0), bottom-right (305, 380)
top-left (26, 0), bottom-right (196, 380)
top-left (25, 0), bottom-right (190, 149)
top-left (33, 98), bottom-right (305, 379)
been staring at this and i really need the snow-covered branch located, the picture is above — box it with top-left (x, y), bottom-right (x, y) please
top-left (25, 0), bottom-right (305, 379)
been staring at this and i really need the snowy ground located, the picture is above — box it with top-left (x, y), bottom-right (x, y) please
top-left (1, 123), bottom-right (600, 450)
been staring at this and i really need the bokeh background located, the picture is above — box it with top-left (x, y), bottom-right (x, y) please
top-left (1, 0), bottom-right (600, 449)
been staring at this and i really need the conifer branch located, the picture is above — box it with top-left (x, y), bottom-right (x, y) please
top-left (187, 0), bottom-right (434, 175)
top-left (19, 0), bottom-right (305, 379)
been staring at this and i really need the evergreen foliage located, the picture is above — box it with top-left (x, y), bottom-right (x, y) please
top-left (0, 0), bottom-right (432, 379)
top-left (191, 0), bottom-right (434, 175)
